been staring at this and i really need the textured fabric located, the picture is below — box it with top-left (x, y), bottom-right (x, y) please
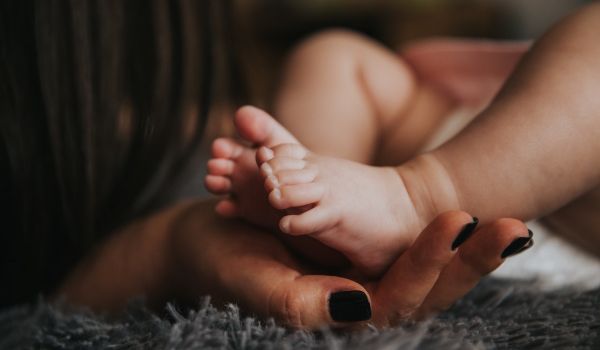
top-left (1, 278), bottom-right (599, 349)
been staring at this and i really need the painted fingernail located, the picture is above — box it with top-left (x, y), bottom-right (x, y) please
top-left (260, 162), bottom-right (273, 176)
top-left (451, 217), bottom-right (479, 250)
top-left (329, 291), bottom-right (371, 322)
top-left (501, 229), bottom-right (534, 258)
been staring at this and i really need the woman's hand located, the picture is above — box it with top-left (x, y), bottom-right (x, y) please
top-left (171, 201), bottom-right (532, 328)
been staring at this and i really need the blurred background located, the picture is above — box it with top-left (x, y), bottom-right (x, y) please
top-left (183, 0), bottom-right (594, 200)
top-left (230, 0), bottom-right (592, 107)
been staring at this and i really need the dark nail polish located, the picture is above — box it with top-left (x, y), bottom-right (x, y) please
top-left (329, 291), bottom-right (371, 322)
top-left (501, 229), bottom-right (534, 258)
top-left (451, 217), bottom-right (479, 250)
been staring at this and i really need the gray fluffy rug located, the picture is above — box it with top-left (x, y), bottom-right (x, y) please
top-left (1, 278), bottom-right (599, 349)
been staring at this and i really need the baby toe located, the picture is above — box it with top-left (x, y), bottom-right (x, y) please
top-left (264, 165), bottom-right (318, 192)
top-left (215, 199), bottom-right (240, 217)
top-left (204, 175), bottom-right (232, 194)
top-left (207, 158), bottom-right (235, 176)
top-left (269, 182), bottom-right (325, 210)
top-left (257, 144), bottom-right (306, 165)
top-left (256, 146), bottom-right (275, 165)
top-left (211, 137), bottom-right (245, 159)
top-left (279, 207), bottom-right (331, 235)
top-left (264, 174), bottom-right (280, 192)
top-left (260, 157), bottom-right (306, 177)
top-left (234, 105), bottom-right (299, 146)
top-left (271, 143), bottom-right (307, 160)
top-left (276, 166), bottom-right (319, 187)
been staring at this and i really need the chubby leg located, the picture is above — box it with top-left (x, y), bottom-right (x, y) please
top-left (274, 29), bottom-right (430, 163)
top-left (207, 31), bottom-right (525, 220)
top-left (402, 3), bottom-right (600, 230)
top-left (275, 30), bottom-right (529, 165)
top-left (379, 39), bottom-right (529, 164)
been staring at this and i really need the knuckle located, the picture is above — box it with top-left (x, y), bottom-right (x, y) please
top-left (279, 288), bottom-right (304, 328)
top-left (386, 307), bottom-right (416, 326)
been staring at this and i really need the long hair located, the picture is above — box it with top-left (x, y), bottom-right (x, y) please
top-left (0, 0), bottom-right (222, 307)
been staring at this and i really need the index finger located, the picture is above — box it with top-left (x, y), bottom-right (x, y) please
top-left (416, 218), bottom-right (532, 318)
top-left (369, 211), bottom-right (476, 326)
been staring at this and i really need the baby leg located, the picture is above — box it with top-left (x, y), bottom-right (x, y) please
top-left (274, 31), bottom-right (528, 166)
top-left (274, 29), bottom-right (437, 164)
top-left (400, 3), bottom-right (600, 228)
top-left (378, 39), bottom-right (529, 165)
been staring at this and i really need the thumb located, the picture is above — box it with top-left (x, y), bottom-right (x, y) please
top-left (267, 274), bottom-right (372, 329)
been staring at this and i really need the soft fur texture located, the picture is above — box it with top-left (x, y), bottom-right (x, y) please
top-left (1, 278), bottom-right (599, 349)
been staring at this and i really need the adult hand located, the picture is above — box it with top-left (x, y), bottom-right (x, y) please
top-left (171, 202), bottom-right (533, 328)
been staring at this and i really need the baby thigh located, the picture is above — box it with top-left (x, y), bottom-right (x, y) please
top-left (274, 29), bottom-right (418, 164)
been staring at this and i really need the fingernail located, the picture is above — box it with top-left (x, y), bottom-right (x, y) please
top-left (501, 229), bottom-right (534, 258)
top-left (451, 217), bottom-right (479, 250)
top-left (260, 162), bottom-right (273, 176)
top-left (329, 291), bottom-right (371, 322)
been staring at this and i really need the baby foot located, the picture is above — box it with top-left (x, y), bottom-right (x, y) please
top-left (205, 136), bottom-right (281, 229)
top-left (230, 107), bottom-right (424, 277)
top-left (205, 106), bottom-right (351, 268)
top-left (205, 105), bottom-right (304, 228)
top-left (256, 143), bottom-right (422, 277)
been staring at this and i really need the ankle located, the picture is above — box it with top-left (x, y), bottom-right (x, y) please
top-left (394, 153), bottom-right (462, 231)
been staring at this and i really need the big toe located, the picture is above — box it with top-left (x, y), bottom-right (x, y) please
top-left (234, 105), bottom-right (298, 147)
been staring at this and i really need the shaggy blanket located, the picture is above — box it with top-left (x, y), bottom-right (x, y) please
top-left (0, 278), bottom-right (599, 349)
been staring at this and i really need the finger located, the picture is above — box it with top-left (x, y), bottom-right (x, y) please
top-left (174, 201), bottom-right (370, 329)
top-left (269, 275), bottom-right (372, 329)
top-left (371, 211), bottom-right (474, 326)
top-left (417, 218), bottom-right (532, 318)
top-left (215, 229), bottom-right (371, 329)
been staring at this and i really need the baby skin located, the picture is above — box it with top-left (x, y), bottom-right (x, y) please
top-left (207, 106), bottom-right (423, 276)
top-left (206, 35), bottom-right (528, 276)
top-left (207, 3), bottom-right (600, 277)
